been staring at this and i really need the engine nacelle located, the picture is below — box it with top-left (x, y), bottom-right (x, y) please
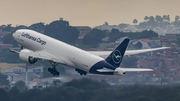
top-left (19, 49), bottom-right (37, 64)
top-left (114, 68), bottom-right (126, 75)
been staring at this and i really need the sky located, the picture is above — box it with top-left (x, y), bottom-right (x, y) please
top-left (0, 0), bottom-right (180, 27)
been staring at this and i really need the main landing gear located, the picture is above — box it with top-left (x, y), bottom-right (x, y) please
top-left (48, 61), bottom-right (60, 76)
top-left (75, 68), bottom-right (87, 75)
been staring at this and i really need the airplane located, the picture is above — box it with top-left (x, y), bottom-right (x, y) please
top-left (11, 29), bottom-right (169, 76)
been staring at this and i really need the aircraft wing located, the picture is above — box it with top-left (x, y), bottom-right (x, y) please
top-left (10, 49), bottom-right (67, 64)
top-left (88, 47), bottom-right (170, 58)
top-left (124, 47), bottom-right (170, 56)
top-left (27, 51), bottom-right (66, 64)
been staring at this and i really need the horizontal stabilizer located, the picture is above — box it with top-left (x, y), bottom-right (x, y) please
top-left (121, 68), bottom-right (153, 72)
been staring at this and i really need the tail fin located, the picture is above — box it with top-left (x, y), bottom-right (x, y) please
top-left (105, 38), bottom-right (130, 67)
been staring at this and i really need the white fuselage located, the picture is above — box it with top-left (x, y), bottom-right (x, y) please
top-left (13, 29), bottom-right (104, 73)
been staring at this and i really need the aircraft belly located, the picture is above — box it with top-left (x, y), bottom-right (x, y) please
top-left (72, 52), bottom-right (104, 72)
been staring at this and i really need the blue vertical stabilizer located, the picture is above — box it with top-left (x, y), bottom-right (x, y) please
top-left (105, 38), bottom-right (130, 67)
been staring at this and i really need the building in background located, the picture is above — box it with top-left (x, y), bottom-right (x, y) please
top-left (4, 66), bottom-right (44, 82)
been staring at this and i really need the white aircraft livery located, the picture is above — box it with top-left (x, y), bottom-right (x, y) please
top-left (11, 29), bottom-right (169, 76)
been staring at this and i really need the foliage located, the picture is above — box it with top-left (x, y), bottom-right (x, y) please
top-left (14, 80), bottom-right (26, 91)
top-left (175, 15), bottom-right (180, 22)
top-left (0, 88), bottom-right (9, 101)
top-left (8, 87), bottom-right (20, 101)
top-left (53, 79), bottom-right (62, 87)
top-left (44, 20), bottom-right (79, 45)
top-left (29, 22), bottom-right (46, 32)
top-left (109, 29), bottom-right (158, 42)
top-left (3, 33), bottom-right (18, 47)
top-left (135, 41), bottom-right (142, 49)
top-left (83, 29), bottom-right (106, 48)
top-left (0, 78), bottom-right (180, 101)
top-left (0, 73), bottom-right (9, 86)
top-left (16, 25), bottom-right (29, 30)
top-left (139, 15), bottom-right (172, 28)
top-left (144, 16), bottom-right (149, 21)
top-left (118, 23), bottom-right (128, 29)
top-left (133, 19), bottom-right (138, 24)
top-left (63, 78), bottom-right (107, 90)
top-left (0, 48), bottom-right (22, 63)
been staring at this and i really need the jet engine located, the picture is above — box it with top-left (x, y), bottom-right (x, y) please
top-left (19, 49), bottom-right (37, 64)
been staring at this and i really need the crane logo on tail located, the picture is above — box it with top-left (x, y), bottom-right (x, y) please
top-left (112, 50), bottom-right (122, 64)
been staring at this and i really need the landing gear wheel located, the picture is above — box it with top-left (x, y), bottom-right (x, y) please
top-left (48, 67), bottom-right (60, 76)
top-left (47, 61), bottom-right (60, 76)
top-left (56, 71), bottom-right (60, 76)
top-left (48, 68), bottom-right (52, 72)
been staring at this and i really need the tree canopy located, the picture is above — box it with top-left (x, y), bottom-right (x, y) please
top-left (0, 73), bottom-right (9, 86)
top-left (109, 29), bottom-right (158, 42)
top-left (83, 29), bottom-right (106, 48)
top-left (0, 78), bottom-right (180, 101)
top-left (44, 20), bottom-right (79, 45)
top-left (3, 33), bottom-right (18, 47)
top-left (14, 80), bottom-right (26, 91)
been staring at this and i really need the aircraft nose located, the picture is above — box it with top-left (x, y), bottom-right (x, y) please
top-left (13, 30), bottom-right (18, 38)
top-left (12, 32), bottom-right (15, 38)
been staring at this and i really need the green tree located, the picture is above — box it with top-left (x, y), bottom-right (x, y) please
top-left (175, 15), bottom-right (180, 22)
top-left (118, 23), bottom-right (128, 29)
top-left (3, 33), bottom-right (18, 47)
top-left (163, 15), bottom-right (170, 22)
top-left (109, 28), bottom-right (123, 42)
top-left (0, 48), bottom-right (22, 63)
top-left (29, 22), bottom-right (46, 32)
top-left (44, 20), bottom-right (79, 45)
top-left (0, 73), bottom-right (9, 86)
top-left (141, 30), bottom-right (158, 38)
top-left (144, 16), bottom-right (149, 21)
top-left (15, 80), bottom-right (26, 91)
top-left (167, 15), bottom-right (170, 22)
top-left (134, 96), bottom-right (152, 101)
top-left (8, 87), bottom-right (19, 101)
top-left (3, 24), bottom-right (13, 32)
top-left (63, 78), bottom-right (104, 90)
top-left (149, 16), bottom-right (155, 22)
top-left (133, 19), bottom-right (138, 24)
top-left (0, 88), bottom-right (9, 101)
top-left (155, 15), bottom-right (163, 23)
top-left (135, 41), bottom-right (142, 49)
top-left (83, 29), bottom-right (106, 48)
top-left (53, 79), bottom-right (62, 87)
